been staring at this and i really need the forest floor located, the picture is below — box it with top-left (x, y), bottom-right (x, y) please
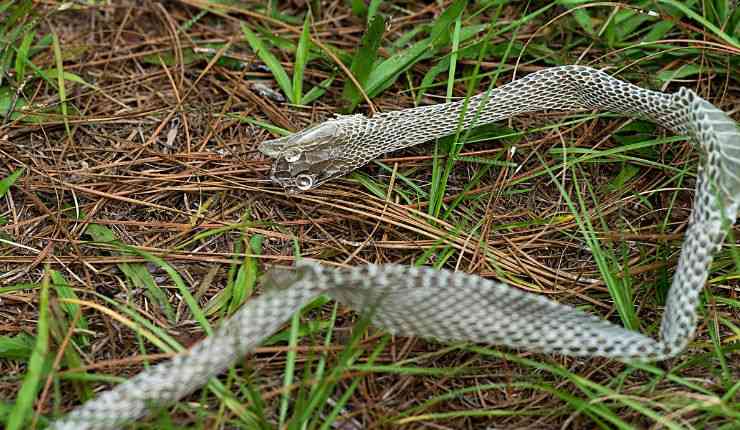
top-left (1, 1), bottom-right (739, 429)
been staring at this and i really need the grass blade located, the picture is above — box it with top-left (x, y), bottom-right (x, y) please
top-left (0, 168), bottom-right (23, 197)
top-left (119, 262), bottom-right (177, 324)
top-left (292, 14), bottom-right (311, 105)
top-left (0, 333), bottom-right (34, 360)
top-left (341, 14), bottom-right (385, 111)
top-left (14, 29), bottom-right (34, 82)
top-left (301, 74), bottom-right (335, 105)
top-left (542, 153), bottom-right (639, 330)
top-left (227, 234), bottom-right (262, 315)
top-left (84, 224), bottom-right (211, 333)
top-left (364, 0), bottom-right (465, 97)
top-left (348, 0), bottom-right (367, 17)
top-left (445, 16), bottom-right (462, 102)
top-left (84, 224), bottom-right (175, 323)
top-left (242, 23), bottom-right (292, 102)
top-left (50, 31), bottom-right (69, 135)
top-left (278, 312), bottom-right (300, 427)
top-left (50, 270), bottom-right (90, 345)
top-left (658, 0), bottom-right (740, 48)
top-left (428, 14), bottom-right (464, 218)
top-left (124, 246), bottom-right (212, 335)
top-left (367, 0), bottom-right (382, 22)
top-left (6, 271), bottom-right (49, 430)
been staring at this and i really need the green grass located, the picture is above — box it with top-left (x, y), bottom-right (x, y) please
top-left (340, 14), bottom-right (384, 112)
top-left (6, 271), bottom-right (49, 430)
top-left (1, 1), bottom-right (739, 429)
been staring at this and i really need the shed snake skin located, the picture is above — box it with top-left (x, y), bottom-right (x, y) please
top-left (50, 65), bottom-right (740, 429)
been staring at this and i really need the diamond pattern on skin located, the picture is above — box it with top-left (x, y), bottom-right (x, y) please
top-left (50, 66), bottom-right (740, 430)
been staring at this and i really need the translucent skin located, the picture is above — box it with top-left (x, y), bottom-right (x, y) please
top-left (51, 66), bottom-right (739, 430)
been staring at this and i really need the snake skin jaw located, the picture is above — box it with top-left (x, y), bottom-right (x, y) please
top-left (259, 119), bottom-right (358, 192)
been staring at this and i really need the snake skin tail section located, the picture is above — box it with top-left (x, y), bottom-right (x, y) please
top-left (49, 270), bottom-right (327, 430)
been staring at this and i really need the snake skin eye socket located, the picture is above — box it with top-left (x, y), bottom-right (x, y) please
top-left (295, 174), bottom-right (314, 190)
top-left (284, 150), bottom-right (300, 162)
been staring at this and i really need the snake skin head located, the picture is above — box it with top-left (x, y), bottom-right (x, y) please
top-left (258, 118), bottom-right (359, 193)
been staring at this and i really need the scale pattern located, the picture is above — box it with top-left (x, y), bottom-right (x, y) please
top-left (50, 66), bottom-right (739, 429)
top-left (319, 66), bottom-right (694, 176)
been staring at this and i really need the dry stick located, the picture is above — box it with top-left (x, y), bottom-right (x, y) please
top-left (17, 187), bottom-right (94, 285)
top-left (155, 3), bottom-right (186, 91)
top-left (289, 191), bottom-right (590, 286)
top-left (341, 163), bottom-right (399, 265)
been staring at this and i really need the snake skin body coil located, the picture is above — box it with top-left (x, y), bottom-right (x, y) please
top-left (50, 66), bottom-right (740, 429)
